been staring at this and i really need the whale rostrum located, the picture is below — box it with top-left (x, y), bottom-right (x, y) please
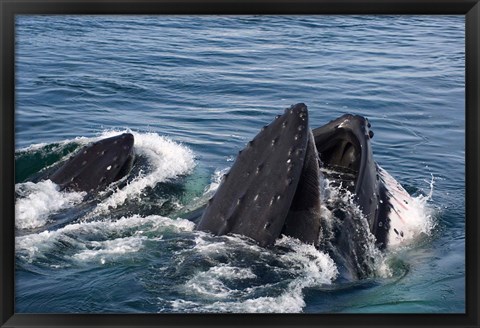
top-left (48, 133), bottom-right (135, 192)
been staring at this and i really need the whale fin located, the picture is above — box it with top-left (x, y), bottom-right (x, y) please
top-left (196, 103), bottom-right (312, 247)
top-left (49, 133), bottom-right (135, 192)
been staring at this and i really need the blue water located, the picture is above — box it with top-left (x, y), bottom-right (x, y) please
top-left (14, 15), bottom-right (465, 313)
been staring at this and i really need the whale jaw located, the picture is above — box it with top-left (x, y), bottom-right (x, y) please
top-left (49, 133), bottom-right (135, 192)
top-left (196, 104), bottom-right (322, 247)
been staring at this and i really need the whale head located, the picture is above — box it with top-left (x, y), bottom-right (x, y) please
top-left (49, 133), bottom-right (135, 192)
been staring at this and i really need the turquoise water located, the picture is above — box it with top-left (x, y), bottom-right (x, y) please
top-left (14, 15), bottom-right (465, 313)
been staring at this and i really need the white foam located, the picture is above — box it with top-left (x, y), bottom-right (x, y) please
top-left (15, 180), bottom-right (86, 229)
top-left (92, 130), bottom-right (196, 214)
top-left (16, 214), bottom-right (195, 263)
top-left (275, 236), bottom-right (339, 281)
top-left (202, 167), bottom-right (230, 197)
top-left (192, 233), bottom-right (266, 255)
top-left (184, 265), bottom-right (257, 299)
top-left (320, 174), bottom-right (385, 278)
top-left (72, 236), bottom-right (148, 264)
top-left (168, 234), bottom-right (337, 313)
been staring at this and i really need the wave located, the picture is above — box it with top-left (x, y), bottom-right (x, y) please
top-left (15, 130), bottom-right (196, 230)
top-left (15, 180), bottom-right (86, 230)
top-left (158, 234), bottom-right (338, 313)
top-left (16, 214), bottom-right (195, 265)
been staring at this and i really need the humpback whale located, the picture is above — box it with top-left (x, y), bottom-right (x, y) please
top-left (312, 114), bottom-right (419, 252)
top-left (196, 104), bottom-right (416, 279)
top-left (36, 106), bottom-right (416, 278)
top-left (48, 133), bottom-right (135, 192)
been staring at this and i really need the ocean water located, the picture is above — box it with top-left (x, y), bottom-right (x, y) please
top-left (14, 15), bottom-right (465, 313)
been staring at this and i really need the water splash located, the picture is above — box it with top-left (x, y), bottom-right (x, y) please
top-left (91, 130), bottom-right (196, 215)
top-left (158, 233), bottom-right (337, 313)
top-left (15, 180), bottom-right (86, 229)
top-left (15, 214), bottom-right (195, 264)
top-left (15, 130), bottom-right (196, 229)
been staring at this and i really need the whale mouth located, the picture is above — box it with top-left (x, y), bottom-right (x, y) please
top-left (312, 124), bottom-right (364, 194)
top-left (316, 133), bottom-right (360, 173)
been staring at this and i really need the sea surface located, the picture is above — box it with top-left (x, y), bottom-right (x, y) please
top-left (14, 15), bottom-right (465, 313)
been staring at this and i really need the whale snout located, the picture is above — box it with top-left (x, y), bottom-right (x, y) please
top-left (49, 132), bottom-right (136, 192)
top-left (120, 133), bottom-right (134, 147)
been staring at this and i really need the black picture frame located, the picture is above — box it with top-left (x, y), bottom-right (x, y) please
top-left (1, 1), bottom-right (479, 327)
